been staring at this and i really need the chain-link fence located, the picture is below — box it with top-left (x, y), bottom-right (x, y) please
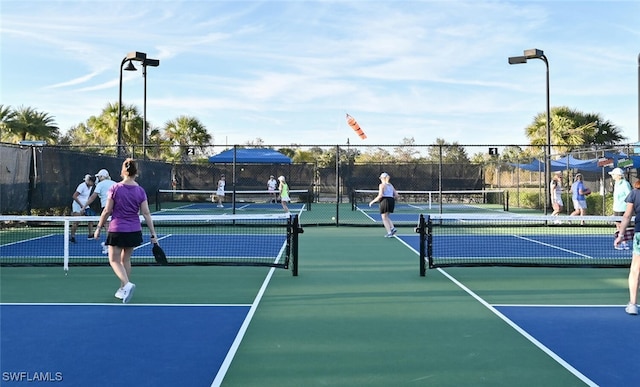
top-left (2, 142), bottom-right (636, 224)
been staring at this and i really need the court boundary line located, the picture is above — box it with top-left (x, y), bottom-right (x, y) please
top-left (492, 304), bottom-right (626, 308)
top-left (211, 266), bottom-right (277, 386)
top-left (0, 302), bottom-right (252, 307)
top-left (394, 234), bottom-right (597, 386)
top-left (435, 268), bottom-right (597, 387)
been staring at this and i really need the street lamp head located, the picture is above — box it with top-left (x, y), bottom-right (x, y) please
top-left (524, 48), bottom-right (544, 59)
top-left (508, 56), bottom-right (527, 65)
top-left (123, 60), bottom-right (137, 71)
top-left (126, 51), bottom-right (147, 61)
top-left (143, 58), bottom-right (160, 67)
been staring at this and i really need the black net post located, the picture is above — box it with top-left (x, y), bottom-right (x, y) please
top-left (418, 214), bottom-right (427, 276)
top-left (291, 214), bottom-right (302, 276)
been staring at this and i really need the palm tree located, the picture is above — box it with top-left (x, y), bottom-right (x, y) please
top-left (164, 115), bottom-right (212, 161)
top-left (86, 102), bottom-right (120, 146)
top-left (0, 104), bottom-right (17, 142)
top-left (3, 106), bottom-right (59, 143)
top-left (525, 106), bottom-right (626, 155)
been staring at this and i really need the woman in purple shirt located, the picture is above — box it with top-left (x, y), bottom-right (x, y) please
top-left (94, 158), bottom-right (158, 303)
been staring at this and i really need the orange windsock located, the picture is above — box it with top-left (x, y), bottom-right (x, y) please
top-left (346, 113), bottom-right (367, 140)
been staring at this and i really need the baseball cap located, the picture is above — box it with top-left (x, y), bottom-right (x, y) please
top-left (379, 172), bottom-right (389, 179)
top-left (95, 169), bottom-right (109, 178)
top-left (609, 167), bottom-right (624, 176)
top-left (84, 174), bottom-right (93, 181)
top-left (278, 176), bottom-right (285, 181)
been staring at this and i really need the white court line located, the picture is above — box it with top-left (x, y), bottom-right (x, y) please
top-left (0, 302), bottom-right (252, 307)
top-left (395, 233), bottom-right (597, 386)
top-left (435, 268), bottom-right (597, 387)
top-left (211, 266), bottom-right (278, 387)
top-left (0, 234), bottom-right (56, 247)
top-left (210, 235), bottom-right (289, 386)
top-left (512, 234), bottom-right (595, 259)
top-left (355, 206), bottom-right (379, 222)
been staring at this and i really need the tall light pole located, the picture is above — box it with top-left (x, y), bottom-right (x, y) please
top-left (141, 58), bottom-right (160, 160)
top-left (509, 48), bottom-right (551, 214)
top-left (117, 51), bottom-right (147, 157)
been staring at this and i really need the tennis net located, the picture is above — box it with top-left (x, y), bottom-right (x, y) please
top-left (416, 214), bottom-right (632, 275)
top-left (351, 189), bottom-right (507, 213)
top-left (0, 213), bottom-right (301, 275)
top-left (155, 189), bottom-right (312, 213)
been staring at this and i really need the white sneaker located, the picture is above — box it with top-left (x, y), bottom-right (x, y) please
top-left (623, 242), bottom-right (631, 250)
top-left (217, 204), bottom-right (224, 208)
top-left (626, 303), bottom-right (638, 315)
top-left (121, 282), bottom-right (136, 304)
top-left (101, 242), bottom-right (108, 254)
top-left (114, 287), bottom-right (124, 299)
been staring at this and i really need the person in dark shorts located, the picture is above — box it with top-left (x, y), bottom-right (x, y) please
top-left (610, 167), bottom-right (632, 250)
top-left (615, 180), bottom-right (640, 315)
top-left (94, 158), bottom-right (158, 304)
top-left (368, 172), bottom-right (399, 237)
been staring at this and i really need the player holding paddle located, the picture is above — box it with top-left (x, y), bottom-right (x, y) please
top-left (94, 158), bottom-right (159, 303)
top-left (614, 180), bottom-right (640, 315)
top-left (369, 172), bottom-right (399, 238)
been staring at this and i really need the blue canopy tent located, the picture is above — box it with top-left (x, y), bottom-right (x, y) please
top-left (509, 158), bottom-right (565, 172)
top-left (208, 148), bottom-right (292, 164)
top-left (553, 155), bottom-right (602, 172)
top-left (511, 154), bottom-right (627, 173)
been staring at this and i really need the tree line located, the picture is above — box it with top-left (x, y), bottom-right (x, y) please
top-left (0, 103), bottom-right (626, 168)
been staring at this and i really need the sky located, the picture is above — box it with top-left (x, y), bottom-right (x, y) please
top-left (1, 0), bottom-right (639, 150)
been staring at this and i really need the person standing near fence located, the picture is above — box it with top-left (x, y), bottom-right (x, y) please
top-left (278, 176), bottom-right (290, 213)
top-left (369, 172), bottom-right (399, 237)
top-left (70, 174), bottom-right (96, 243)
top-left (614, 180), bottom-right (640, 315)
top-left (267, 175), bottom-right (278, 203)
top-left (550, 171), bottom-right (564, 220)
top-left (610, 168), bottom-right (632, 250)
top-left (85, 169), bottom-right (116, 254)
top-left (216, 174), bottom-right (226, 208)
top-left (94, 158), bottom-right (158, 304)
top-left (570, 173), bottom-right (588, 224)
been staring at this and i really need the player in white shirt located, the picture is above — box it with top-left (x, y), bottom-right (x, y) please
top-left (267, 175), bottom-right (278, 203)
top-left (70, 174), bottom-right (96, 243)
top-left (85, 169), bottom-right (116, 253)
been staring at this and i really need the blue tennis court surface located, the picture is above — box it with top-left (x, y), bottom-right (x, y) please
top-left (360, 212), bottom-right (420, 223)
top-left (158, 202), bottom-right (307, 212)
top-left (394, 232), bottom-right (639, 386)
top-left (0, 304), bottom-right (249, 386)
top-left (495, 305), bottom-right (640, 386)
top-left (398, 233), bottom-right (627, 261)
top-left (1, 234), bottom-right (287, 260)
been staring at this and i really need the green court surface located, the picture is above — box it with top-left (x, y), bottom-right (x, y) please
top-left (1, 226), bottom-right (630, 386)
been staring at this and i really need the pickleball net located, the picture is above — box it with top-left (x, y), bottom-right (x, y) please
top-left (0, 213), bottom-right (301, 276)
top-left (415, 213), bottom-right (632, 276)
top-left (155, 189), bottom-right (312, 213)
top-left (351, 189), bottom-right (507, 213)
